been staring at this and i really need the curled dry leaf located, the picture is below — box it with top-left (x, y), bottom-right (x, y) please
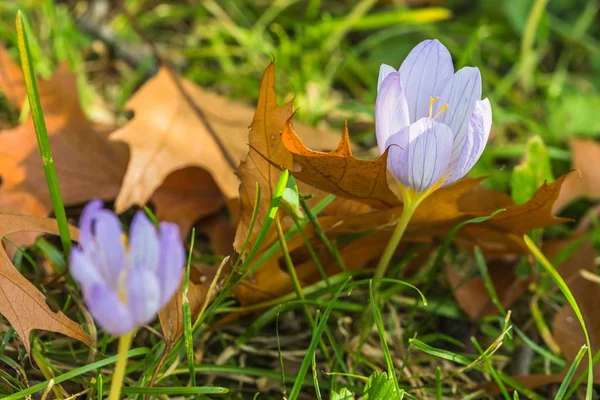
top-left (278, 105), bottom-right (570, 253)
top-left (281, 120), bottom-right (399, 208)
top-left (0, 212), bottom-right (90, 352)
top-left (314, 175), bottom-right (569, 254)
top-left (234, 62), bottom-right (294, 253)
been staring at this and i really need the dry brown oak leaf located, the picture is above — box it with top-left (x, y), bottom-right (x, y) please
top-left (0, 212), bottom-right (90, 352)
top-left (284, 115), bottom-right (570, 252)
top-left (110, 65), bottom-right (341, 234)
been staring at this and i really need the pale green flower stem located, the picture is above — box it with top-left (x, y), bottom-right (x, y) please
top-left (373, 183), bottom-right (436, 280)
top-left (108, 330), bottom-right (134, 400)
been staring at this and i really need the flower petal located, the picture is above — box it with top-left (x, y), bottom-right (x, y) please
top-left (399, 39), bottom-right (454, 122)
top-left (93, 209), bottom-right (126, 286)
top-left (377, 64), bottom-right (396, 92)
top-left (375, 72), bottom-right (410, 154)
top-left (446, 98), bottom-right (492, 183)
top-left (436, 67), bottom-right (482, 170)
top-left (126, 268), bottom-right (162, 326)
top-left (157, 222), bottom-right (185, 306)
top-left (385, 118), bottom-right (453, 192)
top-left (70, 247), bottom-right (104, 287)
top-left (129, 211), bottom-right (160, 272)
top-left (78, 199), bottom-right (103, 247)
top-left (85, 283), bottom-right (134, 335)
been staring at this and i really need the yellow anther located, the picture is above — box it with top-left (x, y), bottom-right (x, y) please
top-left (428, 96), bottom-right (439, 118)
top-left (433, 103), bottom-right (449, 119)
top-left (121, 233), bottom-right (129, 247)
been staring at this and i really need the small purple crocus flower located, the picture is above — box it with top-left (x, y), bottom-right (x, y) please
top-left (69, 200), bottom-right (185, 335)
top-left (376, 39), bottom-right (492, 193)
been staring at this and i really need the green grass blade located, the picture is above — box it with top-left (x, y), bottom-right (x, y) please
top-left (524, 235), bottom-right (594, 400)
top-left (554, 344), bottom-right (587, 400)
top-left (3, 348), bottom-right (149, 399)
top-left (288, 277), bottom-right (351, 400)
top-left (120, 386), bottom-right (228, 395)
top-left (15, 11), bottom-right (71, 255)
top-left (474, 246), bottom-right (506, 316)
top-left (369, 279), bottom-right (402, 396)
top-left (182, 229), bottom-right (197, 388)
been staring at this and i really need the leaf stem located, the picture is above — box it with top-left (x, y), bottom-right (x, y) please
top-left (108, 331), bottom-right (134, 400)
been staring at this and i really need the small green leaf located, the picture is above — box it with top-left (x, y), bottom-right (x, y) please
top-left (511, 135), bottom-right (554, 204)
top-left (330, 388), bottom-right (355, 400)
top-left (363, 371), bottom-right (400, 400)
top-left (282, 175), bottom-right (304, 218)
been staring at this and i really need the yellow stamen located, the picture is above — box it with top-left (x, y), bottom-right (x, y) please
top-left (433, 103), bottom-right (449, 119)
top-left (428, 96), bottom-right (439, 118)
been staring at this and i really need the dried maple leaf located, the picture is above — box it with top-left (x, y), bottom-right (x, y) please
top-left (234, 63), bottom-right (295, 253)
top-left (281, 121), bottom-right (398, 208)
top-left (0, 212), bottom-right (90, 351)
top-left (277, 99), bottom-right (571, 252)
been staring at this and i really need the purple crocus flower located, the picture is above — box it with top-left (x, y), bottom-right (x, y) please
top-left (69, 200), bottom-right (185, 335)
top-left (376, 39), bottom-right (492, 193)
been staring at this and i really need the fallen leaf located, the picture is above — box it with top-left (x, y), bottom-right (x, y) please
top-left (0, 212), bottom-right (90, 352)
top-left (151, 167), bottom-right (226, 236)
top-left (281, 121), bottom-right (398, 208)
top-left (158, 265), bottom-right (215, 345)
top-left (554, 138), bottom-right (600, 212)
top-left (234, 63), bottom-right (294, 253)
top-left (548, 237), bottom-right (600, 377)
top-left (446, 255), bottom-right (530, 320)
top-left (0, 48), bottom-right (234, 239)
top-left (0, 46), bottom-right (128, 239)
top-left (317, 175), bottom-right (569, 254)
top-left (111, 66), bottom-right (341, 232)
top-left (126, 63), bottom-right (342, 341)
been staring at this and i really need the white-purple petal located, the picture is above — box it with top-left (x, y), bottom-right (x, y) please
top-left (436, 67), bottom-right (482, 171)
top-left (85, 283), bottom-right (135, 336)
top-left (126, 268), bottom-right (162, 326)
top-left (377, 64), bottom-right (396, 92)
top-left (69, 247), bottom-right (104, 287)
top-left (129, 211), bottom-right (160, 273)
top-left (157, 223), bottom-right (185, 306)
top-left (78, 199), bottom-right (103, 248)
top-left (92, 209), bottom-right (126, 287)
top-left (375, 72), bottom-right (410, 154)
top-left (446, 98), bottom-right (492, 183)
top-left (398, 39), bottom-right (454, 122)
top-left (385, 117), bottom-right (453, 192)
